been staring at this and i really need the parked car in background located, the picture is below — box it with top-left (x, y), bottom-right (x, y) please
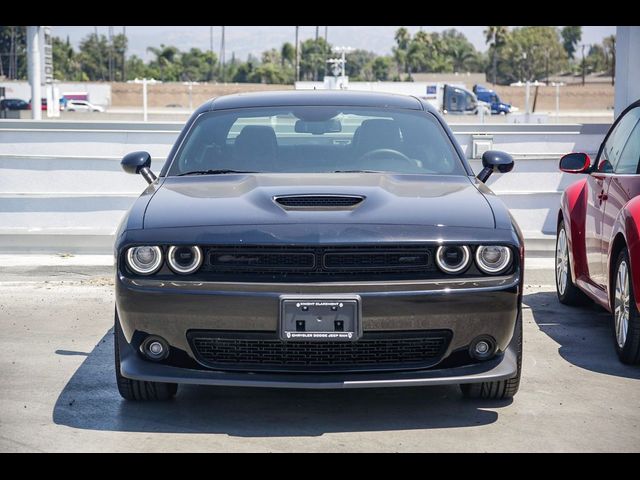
top-left (0, 98), bottom-right (30, 111)
top-left (114, 91), bottom-right (523, 402)
top-left (556, 99), bottom-right (640, 364)
top-left (28, 97), bottom-right (68, 112)
top-left (66, 100), bottom-right (104, 112)
top-left (473, 85), bottom-right (516, 115)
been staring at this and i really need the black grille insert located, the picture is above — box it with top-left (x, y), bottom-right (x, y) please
top-left (324, 251), bottom-right (430, 270)
top-left (188, 330), bottom-right (451, 372)
top-left (275, 195), bottom-right (364, 209)
top-left (209, 251), bottom-right (315, 271)
top-left (202, 245), bottom-right (436, 278)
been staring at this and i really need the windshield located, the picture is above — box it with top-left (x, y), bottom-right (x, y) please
top-left (168, 107), bottom-right (465, 176)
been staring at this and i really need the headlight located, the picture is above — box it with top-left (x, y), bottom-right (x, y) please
top-left (436, 245), bottom-right (471, 274)
top-left (167, 245), bottom-right (203, 275)
top-left (475, 245), bottom-right (512, 274)
top-left (126, 246), bottom-right (163, 275)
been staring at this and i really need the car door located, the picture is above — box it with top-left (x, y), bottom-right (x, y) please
top-left (585, 162), bottom-right (611, 286)
top-left (592, 106), bottom-right (640, 286)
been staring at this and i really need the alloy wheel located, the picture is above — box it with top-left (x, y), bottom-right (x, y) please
top-left (556, 228), bottom-right (569, 296)
top-left (614, 260), bottom-right (630, 349)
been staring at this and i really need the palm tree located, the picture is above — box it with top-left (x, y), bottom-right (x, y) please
top-left (449, 45), bottom-right (474, 72)
top-left (147, 45), bottom-right (179, 81)
top-left (603, 35), bottom-right (616, 85)
top-left (484, 26), bottom-right (509, 85)
top-left (393, 27), bottom-right (411, 78)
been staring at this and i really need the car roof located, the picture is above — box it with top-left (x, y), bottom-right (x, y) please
top-left (207, 90), bottom-right (428, 112)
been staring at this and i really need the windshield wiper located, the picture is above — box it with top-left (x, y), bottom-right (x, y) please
top-left (334, 170), bottom-right (388, 174)
top-left (177, 169), bottom-right (258, 176)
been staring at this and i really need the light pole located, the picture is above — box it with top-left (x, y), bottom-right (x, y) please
top-left (26, 26), bottom-right (42, 120)
top-left (581, 44), bottom-right (587, 86)
top-left (122, 26), bottom-right (127, 81)
top-left (209, 26), bottom-right (214, 82)
top-left (294, 26), bottom-right (300, 82)
top-left (128, 78), bottom-right (161, 122)
top-left (220, 26), bottom-right (226, 83)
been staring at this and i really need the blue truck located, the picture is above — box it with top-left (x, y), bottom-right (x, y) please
top-left (473, 85), bottom-right (515, 115)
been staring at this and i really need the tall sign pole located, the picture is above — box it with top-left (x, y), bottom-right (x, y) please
top-left (295, 26), bottom-right (300, 82)
top-left (220, 26), bottom-right (226, 83)
top-left (27, 26), bottom-right (42, 120)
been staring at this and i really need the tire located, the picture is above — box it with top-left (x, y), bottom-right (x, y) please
top-left (460, 311), bottom-right (522, 400)
top-left (556, 220), bottom-right (589, 306)
top-left (114, 311), bottom-right (178, 401)
top-left (611, 249), bottom-right (640, 364)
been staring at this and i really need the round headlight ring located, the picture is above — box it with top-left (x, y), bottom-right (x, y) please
top-left (475, 245), bottom-right (512, 275)
top-left (167, 245), bottom-right (203, 275)
top-left (436, 245), bottom-right (471, 274)
top-left (126, 246), bottom-right (163, 275)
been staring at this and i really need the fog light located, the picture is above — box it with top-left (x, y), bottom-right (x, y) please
top-left (149, 341), bottom-right (164, 355)
top-left (141, 336), bottom-right (169, 361)
top-left (475, 341), bottom-right (490, 355)
top-left (469, 336), bottom-right (496, 361)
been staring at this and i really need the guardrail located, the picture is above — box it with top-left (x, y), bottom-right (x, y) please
top-left (0, 120), bottom-right (609, 255)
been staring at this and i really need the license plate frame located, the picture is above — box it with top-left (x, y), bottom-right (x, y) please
top-left (279, 295), bottom-right (362, 342)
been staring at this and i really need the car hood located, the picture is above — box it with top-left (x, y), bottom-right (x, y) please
top-left (142, 173), bottom-right (496, 230)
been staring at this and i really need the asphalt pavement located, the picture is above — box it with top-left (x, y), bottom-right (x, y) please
top-left (0, 263), bottom-right (638, 452)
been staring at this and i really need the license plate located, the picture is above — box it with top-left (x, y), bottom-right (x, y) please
top-left (279, 295), bottom-right (362, 342)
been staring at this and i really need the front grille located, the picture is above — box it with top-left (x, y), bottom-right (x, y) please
top-left (275, 195), bottom-right (364, 209)
top-left (188, 330), bottom-right (451, 372)
top-left (210, 251), bottom-right (315, 271)
top-left (324, 251), bottom-right (430, 270)
top-left (202, 245), bottom-right (436, 280)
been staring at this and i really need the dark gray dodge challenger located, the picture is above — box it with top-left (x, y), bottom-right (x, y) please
top-left (114, 91), bottom-right (524, 401)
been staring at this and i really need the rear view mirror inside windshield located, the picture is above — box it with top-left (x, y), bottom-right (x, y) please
top-left (295, 119), bottom-right (342, 135)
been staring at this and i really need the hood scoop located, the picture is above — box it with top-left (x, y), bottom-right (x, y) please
top-left (274, 194), bottom-right (365, 210)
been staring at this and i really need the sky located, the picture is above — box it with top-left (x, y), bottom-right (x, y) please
top-left (53, 26), bottom-right (617, 61)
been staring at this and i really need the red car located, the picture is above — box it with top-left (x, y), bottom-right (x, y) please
top-left (556, 99), bottom-right (640, 364)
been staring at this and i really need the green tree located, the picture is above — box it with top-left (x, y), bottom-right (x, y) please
top-left (299, 38), bottom-right (331, 81)
top-left (561, 26), bottom-right (582, 60)
top-left (345, 49), bottom-right (376, 80)
top-left (484, 26), bottom-right (509, 85)
top-left (603, 35), bottom-right (616, 84)
top-left (52, 36), bottom-right (82, 81)
top-left (280, 42), bottom-right (295, 68)
top-left (393, 27), bottom-right (411, 78)
top-left (180, 48), bottom-right (216, 81)
top-left (494, 26), bottom-right (568, 84)
top-left (124, 55), bottom-right (149, 80)
top-left (0, 26), bottom-right (27, 80)
top-left (77, 33), bottom-right (112, 81)
top-left (586, 44), bottom-right (607, 73)
top-left (371, 56), bottom-right (392, 81)
top-left (146, 44), bottom-right (181, 81)
top-left (441, 29), bottom-right (477, 72)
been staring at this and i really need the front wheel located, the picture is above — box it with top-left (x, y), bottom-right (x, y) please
top-left (556, 220), bottom-right (589, 305)
top-left (612, 250), bottom-right (640, 364)
top-left (460, 312), bottom-right (522, 400)
top-left (114, 311), bottom-right (178, 401)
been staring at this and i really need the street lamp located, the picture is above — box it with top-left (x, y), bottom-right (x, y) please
top-left (128, 78), bottom-right (161, 121)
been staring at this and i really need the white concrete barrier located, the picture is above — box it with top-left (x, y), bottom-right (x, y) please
top-left (0, 120), bottom-right (609, 256)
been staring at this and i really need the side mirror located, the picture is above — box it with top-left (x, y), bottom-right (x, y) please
top-left (559, 152), bottom-right (591, 174)
top-left (477, 150), bottom-right (514, 183)
top-left (121, 151), bottom-right (157, 184)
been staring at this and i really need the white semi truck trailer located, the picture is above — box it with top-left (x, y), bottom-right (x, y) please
top-left (295, 77), bottom-right (489, 115)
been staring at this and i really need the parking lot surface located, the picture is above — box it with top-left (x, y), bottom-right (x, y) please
top-left (0, 265), bottom-right (638, 452)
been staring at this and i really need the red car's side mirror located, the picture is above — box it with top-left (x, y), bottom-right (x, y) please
top-left (560, 153), bottom-right (591, 174)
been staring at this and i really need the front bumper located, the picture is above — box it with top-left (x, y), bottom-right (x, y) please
top-left (115, 271), bottom-right (521, 388)
top-left (118, 333), bottom-right (518, 389)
